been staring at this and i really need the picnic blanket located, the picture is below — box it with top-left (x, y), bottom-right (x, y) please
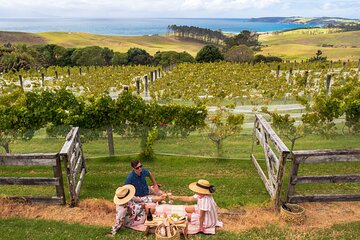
top-left (129, 204), bottom-right (220, 235)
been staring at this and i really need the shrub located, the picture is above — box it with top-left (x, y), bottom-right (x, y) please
top-left (195, 45), bottom-right (224, 63)
top-left (224, 45), bottom-right (254, 63)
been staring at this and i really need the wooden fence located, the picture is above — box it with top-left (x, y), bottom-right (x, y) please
top-left (251, 114), bottom-right (290, 210)
top-left (286, 149), bottom-right (360, 203)
top-left (60, 127), bottom-right (87, 207)
top-left (0, 127), bottom-right (86, 206)
top-left (0, 153), bottom-right (66, 205)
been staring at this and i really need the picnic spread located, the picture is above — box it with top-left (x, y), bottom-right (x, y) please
top-left (111, 161), bottom-right (223, 237)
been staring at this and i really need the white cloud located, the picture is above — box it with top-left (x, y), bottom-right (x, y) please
top-left (0, 0), bottom-right (358, 18)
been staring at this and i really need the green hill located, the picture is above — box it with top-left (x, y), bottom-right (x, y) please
top-left (0, 31), bottom-right (205, 56)
top-left (259, 28), bottom-right (360, 60)
top-left (1, 29), bottom-right (360, 60)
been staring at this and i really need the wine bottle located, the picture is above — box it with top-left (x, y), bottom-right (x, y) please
top-left (147, 208), bottom-right (153, 221)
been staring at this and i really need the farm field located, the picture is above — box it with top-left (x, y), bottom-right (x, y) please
top-left (1, 28), bottom-right (360, 60)
top-left (259, 28), bottom-right (360, 60)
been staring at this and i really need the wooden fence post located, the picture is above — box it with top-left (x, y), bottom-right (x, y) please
top-left (107, 126), bottom-right (115, 156)
top-left (150, 71), bottom-right (154, 84)
top-left (276, 65), bottom-right (280, 77)
top-left (41, 73), bottom-right (45, 87)
top-left (329, 60), bottom-right (333, 71)
top-left (326, 74), bottom-right (332, 97)
top-left (18, 75), bottom-right (23, 89)
top-left (136, 79), bottom-right (140, 95)
top-left (53, 155), bottom-right (66, 204)
top-left (144, 75), bottom-right (148, 97)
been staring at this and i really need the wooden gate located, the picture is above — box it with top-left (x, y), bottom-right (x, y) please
top-left (251, 114), bottom-right (290, 210)
top-left (0, 127), bottom-right (86, 206)
top-left (286, 149), bottom-right (360, 203)
top-left (60, 127), bottom-right (87, 207)
top-left (0, 153), bottom-right (66, 205)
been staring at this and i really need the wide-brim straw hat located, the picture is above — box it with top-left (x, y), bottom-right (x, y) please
top-left (189, 179), bottom-right (214, 195)
top-left (113, 184), bottom-right (135, 205)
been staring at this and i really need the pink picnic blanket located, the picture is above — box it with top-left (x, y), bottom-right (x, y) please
top-left (129, 204), bottom-right (219, 235)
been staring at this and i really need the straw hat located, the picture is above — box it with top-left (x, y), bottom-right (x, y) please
top-left (113, 184), bottom-right (135, 205)
top-left (189, 179), bottom-right (215, 195)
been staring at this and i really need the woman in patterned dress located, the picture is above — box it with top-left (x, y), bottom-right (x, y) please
top-left (111, 184), bottom-right (164, 236)
top-left (170, 179), bottom-right (223, 233)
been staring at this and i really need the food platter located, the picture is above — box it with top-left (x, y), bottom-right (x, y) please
top-left (169, 214), bottom-right (186, 224)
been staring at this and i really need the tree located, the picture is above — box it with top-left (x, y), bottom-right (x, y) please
top-left (0, 44), bottom-right (38, 72)
top-left (308, 50), bottom-right (327, 62)
top-left (114, 92), bottom-right (206, 160)
top-left (71, 46), bottom-right (107, 66)
top-left (195, 45), bottom-right (224, 63)
top-left (206, 107), bottom-right (244, 157)
top-left (102, 47), bottom-right (114, 65)
top-left (35, 44), bottom-right (66, 67)
top-left (0, 89), bottom-right (46, 153)
top-left (127, 48), bottom-right (153, 65)
top-left (224, 45), bottom-right (254, 63)
top-left (111, 52), bottom-right (128, 65)
top-left (253, 54), bottom-right (282, 63)
top-left (57, 48), bottom-right (76, 66)
top-left (153, 51), bottom-right (195, 66)
top-left (262, 108), bottom-right (305, 151)
top-left (302, 92), bottom-right (343, 138)
top-left (223, 30), bottom-right (260, 51)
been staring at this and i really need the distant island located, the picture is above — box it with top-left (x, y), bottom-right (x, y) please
top-left (249, 17), bottom-right (360, 25)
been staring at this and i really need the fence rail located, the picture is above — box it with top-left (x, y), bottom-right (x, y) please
top-left (286, 149), bottom-right (360, 203)
top-left (0, 153), bottom-right (65, 205)
top-left (251, 114), bottom-right (290, 211)
top-left (60, 127), bottom-right (87, 207)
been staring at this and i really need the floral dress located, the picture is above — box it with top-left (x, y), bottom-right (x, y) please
top-left (111, 196), bottom-right (152, 235)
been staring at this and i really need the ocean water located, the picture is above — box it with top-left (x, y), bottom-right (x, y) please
top-left (0, 18), bottom-right (319, 36)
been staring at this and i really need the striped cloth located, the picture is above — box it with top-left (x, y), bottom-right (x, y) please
top-left (191, 194), bottom-right (223, 231)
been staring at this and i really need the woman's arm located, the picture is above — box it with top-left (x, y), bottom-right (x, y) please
top-left (170, 195), bottom-right (196, 202)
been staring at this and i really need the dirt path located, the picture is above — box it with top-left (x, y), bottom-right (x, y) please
top-left (1, 198), bottom-right (360, 233)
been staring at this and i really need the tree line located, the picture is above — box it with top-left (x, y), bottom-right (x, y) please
top-left (167, 25), bottom-right (226, 45)
top-left (0, 43), bottom-right (196, 73)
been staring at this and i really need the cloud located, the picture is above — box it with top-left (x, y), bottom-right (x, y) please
top-left (0, 0), bottom-right (358, 18)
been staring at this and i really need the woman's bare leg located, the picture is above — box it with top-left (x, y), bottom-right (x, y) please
top-left (185, 205), bottom-right (195, 221)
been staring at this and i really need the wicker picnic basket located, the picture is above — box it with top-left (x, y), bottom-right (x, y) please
top-left (155, 223), bottom-right (180, 240)
top-left (280, 203), bottom-right (306, 224)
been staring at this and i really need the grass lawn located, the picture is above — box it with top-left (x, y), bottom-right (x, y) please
top-left (1, 217), bottom-right (360, 240)
top-left (1, 131), bottom-right (360, 239)
top-left (1, 134), bottom-right (360, 208)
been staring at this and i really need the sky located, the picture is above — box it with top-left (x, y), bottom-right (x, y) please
top-left (0, 0), bottom-right (359, 19)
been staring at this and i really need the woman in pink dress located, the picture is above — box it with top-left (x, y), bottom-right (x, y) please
top-left (170, 179), bottom-right (223, 233)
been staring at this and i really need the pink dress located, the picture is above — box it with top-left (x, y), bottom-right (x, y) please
top-left (190, 194), bottom-right (223, 228)
top-left (111, 196), bottom-right (152, 235)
